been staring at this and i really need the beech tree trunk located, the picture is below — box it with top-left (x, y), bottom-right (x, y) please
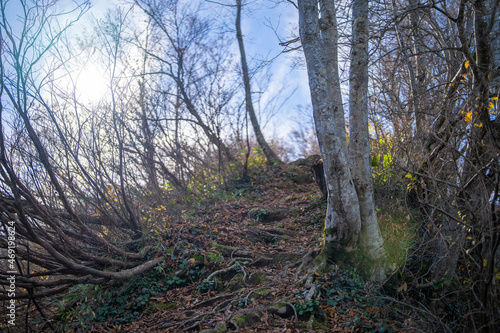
top-left (298, 0), bottom-right (390, 280)
top-left (236, 0), bottom-right (281, 165)
top-left (349, 0), bottom-right (389, 280)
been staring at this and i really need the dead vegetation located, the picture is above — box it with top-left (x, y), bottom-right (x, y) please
top-left (2, 163), bottom-right (410, 332)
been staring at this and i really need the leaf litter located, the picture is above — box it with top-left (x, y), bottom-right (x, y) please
top-left (80, 165), bottom-right (403, 332)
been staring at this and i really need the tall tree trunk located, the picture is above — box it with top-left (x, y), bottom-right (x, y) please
top-left (390, 0), bottom-right (422, 139)
top-left (139, 32), bottom-right (162, 203)
top-left (139, 80), bottom-right (162, 204)
top-left (409, 0), bottom-right (426, 138)
top-left (235, 0), bottom-right (281, 165)
top-left (463, 2), bottom-right (499, 329)
top-left (349, 0), bottom-right (388, 280)
top-left (490, 0), bottom-right (500, 95)
top-left (298, 0), bottom-right (390, 280)
top-left (298, 0), bottom-right (360, 257)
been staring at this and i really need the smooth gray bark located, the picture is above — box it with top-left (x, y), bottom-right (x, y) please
top-left (349, 0), bottom-right (388, 280)
top-left (298, 0), bottom-right (390, 280)
top-left (298, 0), bottom-right (361, 252)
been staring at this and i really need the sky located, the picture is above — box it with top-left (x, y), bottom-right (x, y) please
top-left (2, 0), bottom-right (314, 143)
top-left (85, 0), bottom-right (314, 140)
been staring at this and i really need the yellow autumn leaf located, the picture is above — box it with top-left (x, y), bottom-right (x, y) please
top-left (488, 102), bottom-right (494, 109)
top-left (405, 173), bottom-right (413, 179)
top-left (492, 97), bottom-right (498, 101)
top-left (464, 111), bottom-right (472, 122)
top-left (397, 282), bottom-right (408, 292)
top-left (474, 123), bottom-right (483, 127)
top-left (464, 60), bottom-right (469, 69)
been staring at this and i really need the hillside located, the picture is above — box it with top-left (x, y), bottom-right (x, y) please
top-left (49, 159), bottom-right (406, 332)
top-left (2, 1), bottom-right (499, 331)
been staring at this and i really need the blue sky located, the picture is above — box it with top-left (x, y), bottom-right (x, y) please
top-left (3, 0), bottom-right (313, 142)
top-left (94, 0), bottom-right (312, 140)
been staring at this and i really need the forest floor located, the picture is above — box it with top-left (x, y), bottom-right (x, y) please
top-left (56, 160), bottom-right (409, 332)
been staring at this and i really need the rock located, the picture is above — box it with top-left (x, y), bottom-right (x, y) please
top-left (227, 307), bottom-right (266, 330)
top-left (247, 207), bottom-right (289, 223)
top-left (292, 172), bottom-right (313, 185)
top-left (269, 302), bottom-right (296, 318)
top-left (288, 154), bottom-right (321, 167)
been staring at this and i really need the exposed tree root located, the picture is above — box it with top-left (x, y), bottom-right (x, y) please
top-left (197, 301), bottom-right (298, 333)
top-left (295, 248), bottom-right (327, 288)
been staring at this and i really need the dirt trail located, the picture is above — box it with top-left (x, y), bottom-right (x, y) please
top-left (88, 164), bottom-right (398, 332)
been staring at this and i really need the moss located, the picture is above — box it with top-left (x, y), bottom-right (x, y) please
top-left (230, 309), bottom-right (264, 329)
top-left (248, 272), bottom-right (268, 285)
top-left (225, 273), bottom-right (243, 291)
top-left (214, 322), bottom-right (227, 332)
top-left (215, 244), bottom-right (237, 255)
top-left (206, 252), bottom-right (223, 263)
top-left (269, 252), bottom-right (303, 266)
top-left (253, 288), bottom-right (272, 295)
top-left (316, 240), bottom-right (351, 268)
top-left (308, 314), bottom-right (328, 330)
top-left (149, 301), bottom-right (176, 312)
top-left (252, 287), bottom-right (272, 298)
top-left (378, 209), bottom-right (417, 266)
top-left (193, 254), bottom-right (204, 264)
top-left (319, 228), bottom-right (393, 281)
top-left (232, 314), bottom-right (248, 327)
top-left (355, 247), bottom-right (379, 278)
top-left (269, 302), bottom-right (295, 317)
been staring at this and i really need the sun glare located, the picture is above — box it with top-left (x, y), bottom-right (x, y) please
top-left (74, 63), bottom-right (109, 103)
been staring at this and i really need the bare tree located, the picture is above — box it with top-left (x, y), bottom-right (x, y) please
top-left (369, 0), bottom-right (500, 328)
top-left (235, 0), bottom-right (282, 165)
top-left (134, 0), bottom-right (236, 164)
top-left (0, 1), bottom-right (163, 303)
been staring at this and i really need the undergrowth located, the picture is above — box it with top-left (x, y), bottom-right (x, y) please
top-left (320, 269), bottom-right (396, 332)
top-left (290, 268), bottom-right (398, 332)
top-left (54, 257), bottom-right (208, 331)
top-left (45, 157), bottom-right (425, 332)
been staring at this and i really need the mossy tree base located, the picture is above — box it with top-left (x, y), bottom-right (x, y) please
top-left (296, 240), bottom-right (393, 286)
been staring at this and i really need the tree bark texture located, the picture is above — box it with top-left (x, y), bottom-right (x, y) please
top-left (298, 0), bottom-right (390, 280)
top-left (298, 0), bottom-right (362, 255)
top-left (349, 0), bottom-right (388, 280)
top-left (311, 159), bottom-right (327, 199)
